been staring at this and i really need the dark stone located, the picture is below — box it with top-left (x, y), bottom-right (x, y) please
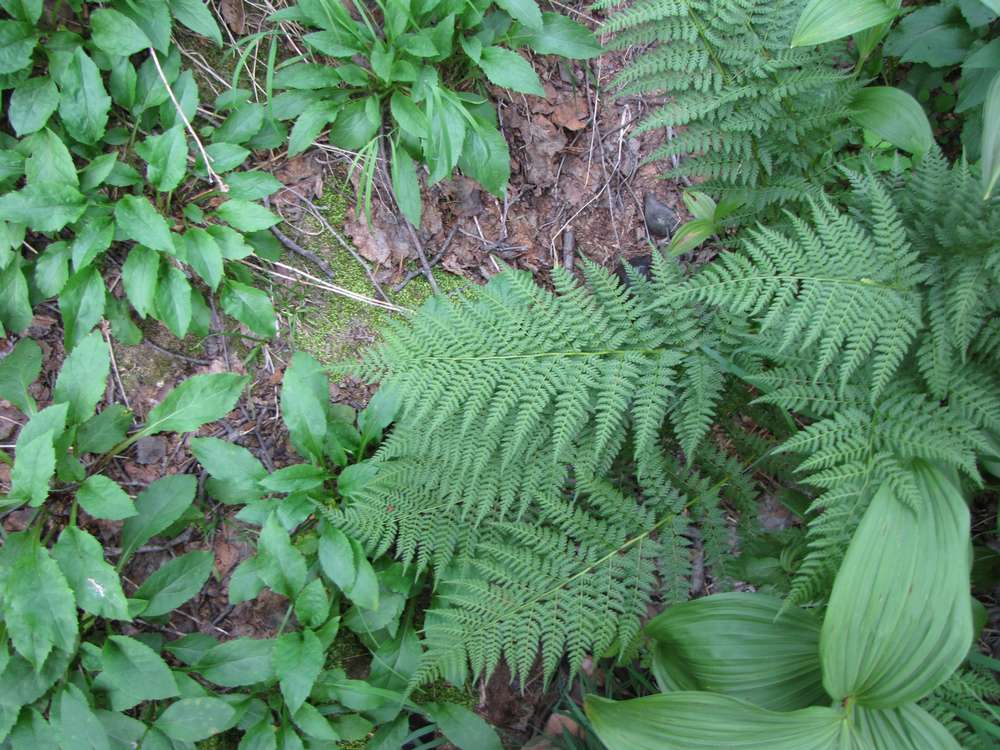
top-left (135, 436), bottom-right (167, 465)
top-left (643, 192), bottom-right (678, 239)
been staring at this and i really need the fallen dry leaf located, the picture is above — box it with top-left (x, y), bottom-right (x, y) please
top-left (220, 0), bottom-right (246, 34)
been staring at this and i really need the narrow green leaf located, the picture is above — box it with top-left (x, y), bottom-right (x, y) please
top-left (458, 123), bottom-right (510, 198)
top-left (280, 352), bottom-right (328, 463)
top-left (119, 474), bottom-right (197, 564)
top-left (52, 526), bottom-right (130, 620)
top-left (791, 0), bottom-right (898, 47)
top-left (9, 429), bottom-right (56, 507)
top-left (76, 475), bottom-right (136, 520)
top-left (391, 141), bottom-right (422, 227)
top-left (981, 71), bottom-right (1000, 199)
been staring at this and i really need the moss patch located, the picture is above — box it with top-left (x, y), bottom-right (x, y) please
top-left (277, 183), bottom-right (467, 365)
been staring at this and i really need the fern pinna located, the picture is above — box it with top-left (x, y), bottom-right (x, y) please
top-left (600, 0), bottom-right (861, 216)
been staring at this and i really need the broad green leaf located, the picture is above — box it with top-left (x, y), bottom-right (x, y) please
top-left (477, 46), bottom-right (544, 96)
top-left (194, 638), bottom-right (276, 687)
top-left (9, 708), bottom-right (58, 747)
top-left (113, 0), bottom-right (171, 52)
top-left (667, 218), bottom-right (715, 255)
top-left (280, 352), bottom-right (328, 462)
top-left (8, 429), bottom-right (56, 507)
top-left (53, 330), bottom-right (110, 424)
top-left (391, 141), bottom-right (422, 227)
top-left (119, 474), bottom-right (197, 563)
top-left (184, 228), bottom-right (224, 291)
top-left (0, 0), bottom-right (41, 23)
top-left (57, 684), bottom-right (110, 750)
top-left (214, 103), bottom-right (265, 144)
top-left (52, 526), bottom-right (130, 620)
top-left (646, 592), bottom-right (825, 709)
top-left (0, 258), bottom-right (32, 335)
top-left (0, 532), bottom-right (77, 668)
top-left (168, 0), bottom-right (223, 46)
top-left (357, 384), bottom-right (401, 442)
top-left (370, 626), bottom-right (420, 691)
top-left (273, 629), bottom-right (323, 714)
top-left (820, 462), bottom-right (972, 708)
top-left (458, 123), bottom-right (510, 198)
top-left (95, 709), bottom-right (147, 748)
top-left (190, 436), bottom-right (267, 500)
top-left (493, 0), bottom-right (542, 30)
top-left (854, 704), bottom-right (961, 749)
top-left (15, 401), bottom-right (67, 448)
top-left (57, 48), bottom-right (112, 144)
top-left (294, 578), bottom-right (331, 629)
top-left (516, 13), bottom-right (602, 58)
top-left (115, 195), bottom-right (174, 254)
top-left (791, 0), bottom-right (898, 47)
top-left (366, 716), bottom-right (408, 750)
top-left (424, 703), bottom-right (504, 750)
top-left (134, 551), bottom-right (214, 617)
top-left (327, 98), bottom-right (381, 151)
top-left (197, 142), bottom-right (250, 174)
top-left (25, 128), bottom-right (77, 187)
top-left (884, 4), bottom-right (975, 67)
top-left (0, 182), bottom-right (86, 231)
top-left (258, 463), bottom-right (328, 493)
top-left (70, 208), bottom-right (115, 270)
top-left (0, 338), bottom-right (41, 414)
top-left (390, 93), bottom-right (428, 139)
top-left (91, 9), bottom-right (151, 57)
top-left (9, 77), bottom-right (59, 136)
top-left (849, 87), bottom-right (933, 157)
top-left (0, 20), bottom-right (36, 74)
top-left (77, 405), bottom-right (133, 454)
top-left (220, 279), bottom-right (277, 337)
top-left (59, 266), bottom-right (106, 350)
top-left (258, 513), bottom-right (308, 598)
top-left (76, 475), bottom-right (136, 520)
top-left (427, 95), bottom-right (466, 183)
top-left (225, 171), bottom-right (283, 201)
top-left (164, 632), bottom-right (218, 665)
top-left (318, 526), bottom-right (378, 610)
top-left (303, 29), bottom-right (360, 57)
top-left (585, 692), bottom-right (846, 750)
top-left (101, 636), bottom-right (178, 710)
top-left (143, 372), bottom-right (247, 434)
top-left (215, 199), bottom-right (281, 232)
top-left (154, 698), bottom-right (236, 742)
top-left (292, 703), bottom-right (339, 742)
top-left (981, 71), bottom-right (1000, 199)
top-left (122, 245), bottom-right (159, 318)
top-left (136, 126), bottom-right (188, 193)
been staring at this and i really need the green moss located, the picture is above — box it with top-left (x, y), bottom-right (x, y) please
top-left (412, 680), bottom-right (477, 709)
top-left (278, 182), bottom-right (468, 365)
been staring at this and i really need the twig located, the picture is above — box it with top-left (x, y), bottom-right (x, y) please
top-left (101, 321), bottom-right (130, 411)
top-left (144, 340), bottom-right (211, 366)
top-left (263, 197), bottom-right (337, 279)
top-left (148, 47), bottom-right (228, 194)
top-left (393, 224), bottom-right (460, 293)
top-left (562, 230), bottom-right (576, 272)
top-left (402, 221), bottom-right (439, 295)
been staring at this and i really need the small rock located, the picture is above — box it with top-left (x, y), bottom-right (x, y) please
top-left (644, 192), bottom-right (679, 239)
top-left (135, 436), bottom-right (167, 465)
top-left (544, 714), bottom-right (582, 738)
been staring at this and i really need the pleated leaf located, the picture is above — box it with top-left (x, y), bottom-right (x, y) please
top-left (820, 461), bottom-right (972, 708)
top-left (646, 592), bottom-right (826, 710)
top-left (791, 0), bottom-right (898, 47)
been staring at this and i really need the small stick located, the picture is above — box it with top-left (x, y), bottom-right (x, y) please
top-left (263, 197), bottom-right (337, 280)
top-left (101, 321), bottom-right (130, 411)
top-left (562, 230), bottom-right (576, 272)
top-left (145, 340), bottom-right (210, 366)
top-left (393, 224), bottom-right (460, 293)
top-left (403, 221), bottom-right (439, 295)
top-left (149, 47), bottom-right (228, 194)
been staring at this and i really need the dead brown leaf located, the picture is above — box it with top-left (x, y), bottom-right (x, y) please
top-left (220, 0), bottom-right (246, 34)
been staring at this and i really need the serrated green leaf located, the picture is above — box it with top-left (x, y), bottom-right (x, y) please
top-left (134, 551), bottom-right (214, 617)
top-left (184, 228), bottom-right (224, 291)
top-left (56, 684), bottom-right (110, 750)
top-left (215, 200), bottom-right (281, 232)
top-left (9, 77), bottom-right (59, 136)
top-left (0, 0), bottom-right (41, 24)
top-left (225, 171), bottom-right (283, 200)
top-left (477, 46), bottom-right (544, 96)
top-left (294, 579), bottom-right (331, 629)
top-left (493, 0), bottom-right (541, 30)
top-left (154, 265), bottom-right (192, 338)
top-left (292, 702), bottom-right (339, 741)
top-left (0, 20), bottom-right (36, 75)
top-left (0, 338), bottom-right (40, 414)
top-left (288, 101), bottom-right (339, 156)
top-left (220, 279), bottom-right (276, 337)
top-left (53, 330), bottom-right (110, 424)
top-left (9, 429), bottom-right (55, 507)
top-left (143, 372), bottom-right (247, 434)
top-left (518, 13), bottom-right (602, 58)
top-left (101, 635), bottom-right (178, 710)
top-left (115, 195), bottom-right (174, 254)
top-left (0, 532), bottom-right (78, 668)
top-left (258, 513), bottom-right (307, 598)
top-left (76, 475), bottom-right (136, 520)
top-left (91, 9), bottom-right (151, 57)
top-left (119, 474), bottom-right (197, 564)
top-left (0, 258), bottom-right (32, 335)
top-left (155, 698), bottom-right (236, 742)
top-left (136, 125), bottom-right (188, 193)
top-left (214, 103), bottom-right (265, 144)
top-left (57, 48), bottom-right (111, 144)
top-left (9, 708), bottom-right (58, 748)
top-left (59, 266), bottom-right (106, 350)
top-left (820, 462), bottom-right (972, 708)
top-left (458, 123), bottom-right (510, 198)
top-left (883, 4), bottom-right (975, 66)
top-left (194, 638), bottom-right (276, 687)
top-left (25, 128), bottom-right (77, 187)
top-left (0, 182), bottom-right (86, 232)
top-left (273, 629), bottom-right (323, 714)
top-left (77, 405), bottom-right (133, 454)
